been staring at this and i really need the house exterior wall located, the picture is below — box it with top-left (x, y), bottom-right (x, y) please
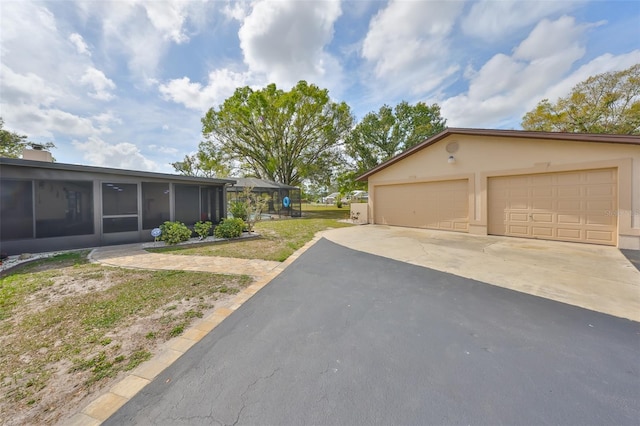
top-left (350, 203), bottom-right (368, 224)
top-left (0, 163), bottom-right (230, 255)
top-left (366, 134), bottom-right (640, 249)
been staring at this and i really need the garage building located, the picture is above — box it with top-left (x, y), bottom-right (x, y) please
top-left (357, 129), bottom-right (640, 249)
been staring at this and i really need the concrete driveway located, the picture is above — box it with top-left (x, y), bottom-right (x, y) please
top-left (104, 235), bottom-right (640, 425)
top-left (323, 225), bottom-right (640, 322)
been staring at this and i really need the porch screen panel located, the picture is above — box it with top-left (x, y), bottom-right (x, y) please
top-left (35, 180), bottom-right (93, 238)
top-left (175, 184), bottom-right (200, 225)
top-left (200, 186), bottom-right (222, 223)
top-left (142, 182), bottom-right (170, 229)
top-left (102, 183), bottom-right (138, 233)
top-left (0, 180), bottom-right (33, 240)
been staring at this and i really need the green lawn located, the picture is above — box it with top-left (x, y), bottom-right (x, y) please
top-left (301, 203), bottom-right (353, 219)
top-left (151, 205), bottom-right (354, 261)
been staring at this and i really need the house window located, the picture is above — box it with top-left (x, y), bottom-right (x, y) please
top-left (0, 179), bottom-right (33, 240)
top-left (142, 182), bottom-right (170, 229)
top-left (102, 183), bottom-right (138, 233)
top-left (35, 180), bottom-right (94, 238)
top-left (174, 184), bottom-right (200, 226)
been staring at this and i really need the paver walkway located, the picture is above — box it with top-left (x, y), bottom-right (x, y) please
top-left (89, 243), bottom-right (282, 278)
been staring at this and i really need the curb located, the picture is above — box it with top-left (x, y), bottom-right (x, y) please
top-left (63, 233), bottom-right (325, 425)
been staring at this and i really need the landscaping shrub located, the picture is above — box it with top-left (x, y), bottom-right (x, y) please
top-left (229, 201), bottom-right (248, 221)
top-left (159, 221), bottom-right (192, 245)
top-left (194, 221), bottom-right (213, 239)
top-left (214, 218), bottom-right (245, 239)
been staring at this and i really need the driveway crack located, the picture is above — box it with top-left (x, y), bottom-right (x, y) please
top-left (228, 367), bottom-right (281, 426)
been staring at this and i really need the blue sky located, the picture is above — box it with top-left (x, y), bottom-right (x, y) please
top-left (1, 0), bottom-right (639, 174)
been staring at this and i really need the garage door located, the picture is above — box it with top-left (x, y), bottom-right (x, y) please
top-left (488, 168), bottom-right (617, 245)
top-left (374, 180), bottom-right (469, 232)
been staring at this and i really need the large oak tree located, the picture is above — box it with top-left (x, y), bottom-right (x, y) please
top-left (522, 64), bottom-right (640, 134)
top-left (343, 101), bottom-right (446, 181)
top-left (200, 81), bottom-right (353, 186)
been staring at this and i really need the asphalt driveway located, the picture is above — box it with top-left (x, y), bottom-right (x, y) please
top-left (105, 238), bottom-right (639, 425)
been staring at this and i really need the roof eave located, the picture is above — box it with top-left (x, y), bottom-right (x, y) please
top-left (0, 157), bottom-right (237, 185)
top-left (356, 128), bottom-right (640, 182)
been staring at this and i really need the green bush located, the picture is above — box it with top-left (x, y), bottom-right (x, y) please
top-left (229, 201), bottom-right (248, 221)
top-left (159, 221), bottom-right (192, 245)
top-left (194, 221), bottom-right (213, 239)
top-left (214, 218), bottom-right (245, 239)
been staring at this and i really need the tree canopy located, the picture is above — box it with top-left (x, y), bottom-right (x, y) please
top-left (0, 118), bottom-right (55, 158)
top-left (200, 81), bottom-right (353, 186)
top-left (522, 64), bottom-right (640, 134)
top-left (171, 148), bottom-right (230, 178)
top-left (344, 101), bottom-right (446, 177)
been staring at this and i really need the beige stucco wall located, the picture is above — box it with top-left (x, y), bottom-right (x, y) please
top-left (366, 134), bottom-right (640, 249)
top-left (350, 202), bottom-right (369, 224)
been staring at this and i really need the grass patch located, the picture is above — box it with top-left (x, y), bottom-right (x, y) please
top-left (0, 252), bottom-right (252, 414)
top-left (0, 251), bottom-right (89, 321)
top-left (150, 205), bottom-right (354, 261)
top-left (300, 203), bottom-right (353, 219)
top-left (125, 349), bottom-right (152, 371)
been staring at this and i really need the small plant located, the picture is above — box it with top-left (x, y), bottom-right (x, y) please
top-left (336, 199), bottom-right (343, 208)
top-left (159, 221), bottom-right (192, 245)
top-left (169, 324), bottom-right (185, 337)
top-left (125, 350), bottom-right (152, 371)
top-left (194, 221), bottom-right (213, 240)
top-left (214, 218), bottom-right (245, 239)
top-left (229, 201), bottom-right (248, 221)
top-left (184, 309), bottom-right (203, 319)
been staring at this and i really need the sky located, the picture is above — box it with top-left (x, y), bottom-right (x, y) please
top-left (1, 0), bottom-right (639, 174)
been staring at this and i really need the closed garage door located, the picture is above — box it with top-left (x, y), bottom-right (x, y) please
top-left (488, 168), bottom-right (617, 245)
top-left (374, 180), bottom-right (469, 232)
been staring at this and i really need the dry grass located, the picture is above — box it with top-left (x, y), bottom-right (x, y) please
top-left (0, 252), bottom-right (251, 425)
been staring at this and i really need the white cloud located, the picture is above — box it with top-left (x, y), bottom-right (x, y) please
top-left (440, 16), bottom-right (593, 128)
top-left (159, 69), bottom-right (253, 111)
top-left (359, 0), bottom-right (463, 102)
top-left (69, 32), bottom-right (91, 56)
top-left (80, 67), bottom-right (116, 101)
top-left (143, 1), bottom-right (190, 43)
top-left (73, 0), bottom-right (213, 81)
top-left (0, 64), bottom-right (61, 107)
top-left (91, 111), bottom-right (122, 134)
top-left (72, 136), bottom-right (158, 171)
top-left (0, 2), bottom-right (114, 135)
top-left (362, 0), bottom-right (462, 78)
top-left (2, 102), bottom-right (103, 138)
top-left (222, 0), bottom-right (249, 21)
top-left (535, 50), bottom-right (640, 107)
top-left (148, 144), bottom-right (179, 155)
top-left (462, 0), bottom-right (580, 41)
top-left (238, 0), bottom-right (343, 88)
